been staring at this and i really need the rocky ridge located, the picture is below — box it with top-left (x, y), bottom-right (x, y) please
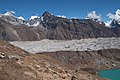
top-left (0, 11), bottom-right (120, 41)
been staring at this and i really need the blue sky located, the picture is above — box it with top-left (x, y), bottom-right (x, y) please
top-left (0, 0), bottom-right (120, 21)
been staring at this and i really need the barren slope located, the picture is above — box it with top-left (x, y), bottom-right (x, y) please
top-left (0, 41), bottom-right (107, 80)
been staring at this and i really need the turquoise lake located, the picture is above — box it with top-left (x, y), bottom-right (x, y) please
top-left (99, 69), bottom-right (120, 80)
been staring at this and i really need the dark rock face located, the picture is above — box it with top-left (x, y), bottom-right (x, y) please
top-left (44, 19), bottom-right (117, 39)
top-left (110, 20), bottom-right (120, 28)
top-left (0, 11), bottom-right (120, 41)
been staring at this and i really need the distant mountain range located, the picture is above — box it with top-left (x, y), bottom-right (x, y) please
top-left (0, 11), bottom-right (120, 41)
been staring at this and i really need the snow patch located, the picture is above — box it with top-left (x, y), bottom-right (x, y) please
top-left (32, 21), bottom-right (40, 26)
top-left (71, 17), bottom-right (79, 19)
top-left (57, 15), bottom-right (66, 18)
top-left (105, 21), bottom-right (111, 27)
top-left (40, 16), bottom-right (44, 21)
top-left (18, 16), bottom-right (25, 20)
top-left (26, 21), bottom-right (40, 27)
top-left (29, 16), bottom-right (40, 20)
top-left (4, 11), bottom-right (15, 16)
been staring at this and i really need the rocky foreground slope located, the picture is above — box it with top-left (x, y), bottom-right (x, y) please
top-left (0, 41), bottom-right (108, 80)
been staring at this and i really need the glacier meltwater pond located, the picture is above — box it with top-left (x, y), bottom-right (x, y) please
top-left (99, 69), bottom-right (120, 80)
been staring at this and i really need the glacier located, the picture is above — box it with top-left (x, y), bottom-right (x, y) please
top-left (9, 37), bottom-right (120, 54)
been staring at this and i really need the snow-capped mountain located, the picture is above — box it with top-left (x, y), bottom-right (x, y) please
top-left (0, 11), bottom-right (25, 26)
top-left (0, 11), bottom-right (120, 41)
top-left (1, 10), bottom-right (120, 28)
top-left (0, 11), bottom-right (43, 27)
top-left (25, 15), bottom-right (41, 26)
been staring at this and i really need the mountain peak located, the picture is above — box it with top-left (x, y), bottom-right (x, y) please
top-left (42, 11), bottom-right (52, 17)
top-left (4, 11), bottom-right (15, 16)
